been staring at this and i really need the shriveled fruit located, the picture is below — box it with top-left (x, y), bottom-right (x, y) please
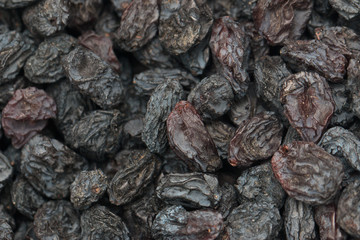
top-left (280, 72), bottom-right (335, 143)
top-left (167, 101), bottom-right (222, 172)
top-left (2, 87), bottom-right (56, 149)
top-left (272, 141), bottom-right (344, 205)
top-left (228, 112), bottom-right (283, 168)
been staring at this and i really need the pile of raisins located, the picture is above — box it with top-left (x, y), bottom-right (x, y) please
top-left (1, 0), bottom-right (360, 239)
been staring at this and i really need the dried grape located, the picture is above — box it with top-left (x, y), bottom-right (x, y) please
top-left (167, 101), bottom-right (222, 172)
top-left (2, 87), bottom-right (56, 149)
top-left (272, 141), bottom-right (344, 205)
top-left (229, 112), bottom-right (283, 168)
top-left (21, 134), bottom-right (88, 199)
top-left (115, 0), bottom-right (158, 52)
top-left (280, 72), bottom-right (335, 143)
top-left (209, 16), bottom-right (250, 96)
top-left (159, 0), bottom-right (213, 55)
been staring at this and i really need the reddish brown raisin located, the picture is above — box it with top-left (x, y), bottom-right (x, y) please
top-left (271, 141), bottom-right (344, 205)
top-left (228, 111), bottom-right (283, 168)
top-left (209, 16), bottom-right (250, 96)
top-left (2, 87), bottom-right (56, 149)
top-left (253, 0), bottom-right (313, 45)
top-left (167, 101), bottom-right (222, 172)
top-left (280, 72), bottom-right (335, 143)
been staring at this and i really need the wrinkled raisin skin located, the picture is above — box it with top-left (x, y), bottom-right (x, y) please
top-left (272, 141), bottom-right (344, 205)
top-left (280, 72), bottom-right (335, 143)
top-left (2, 87), bottom-right (56, 149)
top-left (167, 101), bottom-right (222, 172)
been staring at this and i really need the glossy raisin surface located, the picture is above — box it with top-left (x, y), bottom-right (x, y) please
top-left (108, 150), bottom-right (161, 206)
top-left (281, 40), bottom-right (347, 83)
top-left (272, 141), bottom-right (344, 205)
top-left (228, 112), bottom-right (283, 168)
top-left (280, 72), bottom-right (335, 143)
top-left (152, 205), bottom-right (223, 240)
top-left (209, 16), bottom-right (250, 96)
top-left (167, 101), bottom-right (222, 172)
top-left (62, 46), bottom-right (126, 109)
top-left (21, 134), bottom-right (88, 199)
top-left (253, 0), bottom-right (313, 45)
top-left (156, 172), bottom-right (221, 209)
top-left (337, 179), bottom-right (360, 238)
top-left (142, 80), bottom-right (184, 154)
top-left (187, 74), bottom-right (234, 120)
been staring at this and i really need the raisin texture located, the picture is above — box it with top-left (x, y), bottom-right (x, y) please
top-left (329, 0), bottom-right (360, 20)
top-left (122, 185), bottom-right (163, 239)
top-left (319, 126), bottom-right (360, 172)
top-left (284, 197), bottom-right (317, 240)
top-left (346, 57), bottom-right (360, 119)
top-left (0, 152), bottom-right (12, 192)
top-left (224, 201), bottom-right (282, 240)
top-left (0, 76), bottom-right (27, 110)
top-left (280, 40), bottom-right (347, 83)
top-left (81, 205), bottom-right (131, 240)
top-left (94, 6), bottom-right (120, 35)
top-left (108, 150), bottom-right (161, 206)
top-left (70, 169), bottom-right (108, 210)
top-left (205, 121), bottom-right (235, 160)
top-left (254, 56), bottom-right (290, 114)
top-left (133, 68), bottom-right (198, 96)
top-left (133, 38), bottom-right (178, 69)
top-left (253, 0), bottom-right (313, 45)
top-left (159, 0), bottom-right (213, 55)
top-left (0, 31), bottom-right (34, 84)
top-left (228, 85), bottom-right (262, 126)
top-left (65, 110), bottom-right (123, 162)
top-left (46, 79), bottom-right (94, 135)
top-left (22, 0), bottom-right (70, 37)
top-left (152, 205), bottom-right (223, 240)
top-left (178, 36), bottom-right (210, 76)
top-left (217, 183), bottom-right (238, 219)
top-left (228, 112), bottom-right (283, 168)
top-left (0, 205), bottom-right (14, 240)
top-left (68, 0), bottom-right (102, 28)
top-left (209, 16), bottom-right (250, 96)
top-left (2, 87), bottom-right (57, 149)
top-left (272, 141), bottom-right (344, 205)
top-left (328, 83), bottom-right (355, 127)
top-left (115, 0), bottom-right (158, 52)
top-left (315, 26), bottom-right (360, 58)
top-left (10, 177), bottom-right (45, 219)
top-left (21, 134), bottom-right (88, 199)
top-left (156, 172), bottom-right (221, 209)
top-left (24, 34), bottom-right (77, 84)
top-left (79, 31), bottom-right (122, 72)
top-left (34, 200), bottom-right (80, 240)
top-left (235, 162), bottom-right (286, 208)
top-left (142, 80), bottom-right (184, 154)
top-left (337, 179), bottom-right (360, 238)
top-left (167, 101), bottom-right (222, 172)
top-left (0, 0), bottom-right (37, 8)
top-left (315, 204), bottom-right (347, 240)
top-left (280, 72), bottom-right (335, 143)
top-left (62, 46), bottom-right (125, 109)
top-left (187, 74), bottom-right (234, 120)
